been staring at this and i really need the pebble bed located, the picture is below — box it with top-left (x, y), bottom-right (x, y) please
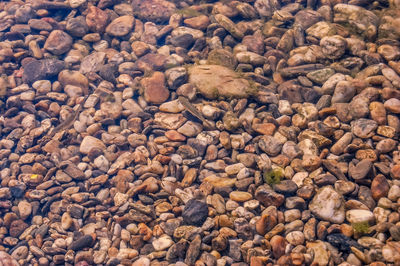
top-left (0, 0), bottom-right (400, 265)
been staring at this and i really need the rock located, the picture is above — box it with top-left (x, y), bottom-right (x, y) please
top-left (306, 21), bottom-right (336, 39)
top-left (184, 15), bottom-right (210, 30)
top-left (286, 231), bottom-right (305, 246)
top-left (17, 201), bottom-right (31, 220)
top-left (333, 4), bottom-right (379, 40)
top-left (384, 98), bottom-right (400, 113)
top-left (274, 180), bottom-right (298, 195)
top-left (188, 65), bottom-right (254, 99)
top-left (388, 185), bottom-right (400, 201)
top-left (170, 33), bottom-right (194, 49)
top-left (309, 186), bottom-right (345, 223)
top-left (376, 139), bottom-right (397, 153)
top-left (182, 199), bottom-right (208, 226)
top-left (255, 185), bottom-right (284, 207)
top-left (132, 257), bottom-right (150, 266)
top-left (207, 49), bottom-right (237, 69)
top-left (382, 242), bottom-right (400, 263)
top-left (114, 192), bottom-right (128, 207)
top-left (270, 235), bottom-right (287, 258)
top-left (352, 119), bottom-right (377, 138)
top-left (254, 0), bottom-right (280, 17)
top-left (391, 164), bottom-right (400, 179)
top-left (44, 30), bottom-right (73, 55)
top-left (236, 51), bottom-right (266, 65)
top-left (349, 160), bottom-right (372, 180)
top-left (9, 220), bottom-right (28, 237)
top-left (346, 209), bottom-right (374, 224)
top-left (86, 6), bottom-right (109, 33)
top-left (306, 68), bottom-right (335, 85)
top-left (79, 52), bottom-right (106, 74)
top-left (214, 14), bottom-right (243, 39)
top-left (132, 0), bottom-right (176, 23)
top-left (390, 226), bottom-right (400, 241)
top-left (294, 10), bottom-right (323, 29)
top-left (277, 81), bottom-right (303, 103)
top-left (327, 234), bottom-right (363, 252)
top-left (0, 251), bottom-right (19, 266)
top-left (234, 218), bottom-right (253, 239)
top-left (11, 246), bottom-right (28, 260)
top-left (69, 0), bottom-right (86, 8)
top-left (15, 5), bottom-right (34, 23)
top-left (320, 73), bottom-right (346, 95)
top-left (66, 16), bottom-right (88, 37)
top-left (154, 113), bottom-right (186, 130)
top-left (298, 130), bottom-right (331, 148)
top-left (332, 80), bottom-right (355, 103)
top-left (23, 59), bottom-right (65, 84)
top-left (349, 96), bottom-right (369, 119)
top-left (152, 235), bottom-right (174, 251)
top-left (258, 136), bottom-right (282, 156)
top-left (371, 175), bottom-right (390, 200)
top-left (370, 102), bottom-right (387, 125)
top-left (229, 191), bottom-right (252, 202)
top-left (80, 136), bottom-right (106, 154)
top-left (0, 188), bottom-right (11, 199)
top-left (106, 15), bottom-right (134, 36)
top-left (165, 67), bottom-right (187, 90)
top-left (185, 234), bottom-right (201, 265)
top-left (320, 35), bottom-right (346, 60)
top-left (331, 132), bottom-right (352, 155)
top-left (178, 121), bottom-right (202, 137)
top-left (69, 235), bottom-right (93, 251)
top-left (61, 212), bottom-right (73, 230)
top-left (306, 241), bottom-right (330, 266)
top-left (228, 239), bottom-right (242, 261)
top-left (141, 71), bottom-right (170, 104)
top-left (378, 45), bottom-right (400, 61)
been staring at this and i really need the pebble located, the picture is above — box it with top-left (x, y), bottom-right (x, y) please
top-left (44, 30), bottom-right (73, 55)
top-left (182, 199), bottom-right (208, 226)
top-left (309, 186), bottom-right (345, 224)
top-left (17, 201), bottom-right (31, 220)
top-left (106, 15), bottom-right (134, 36)
top-left (152, 235), bottom-right (174, 251)
top-left (229, 191), bottom-right (252, 202)
top-left (346, 209), bottom-right (375, 224)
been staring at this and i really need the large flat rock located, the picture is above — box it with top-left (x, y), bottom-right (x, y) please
top-left (188, 65), bottom-right (255, 99)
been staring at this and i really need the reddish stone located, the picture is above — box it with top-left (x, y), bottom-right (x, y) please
top-left (165, 130), bottom-right (186, 141)
top-left (391, 164), bottom-right (400, 179)
top-left (253, 122), bottom-right (276, 135)
top-left (141, 72), bottom-right (170, 104)
top-left (44, 30), bottom-right (72, 55)
top-left (270, 235), bottom-right (287, 258)
top-left (183, 15), bottom-right (210, 30)
top-left (86, 6), bottom-right (108, 33)
top-left (9, 220), bottom-right (29, 237)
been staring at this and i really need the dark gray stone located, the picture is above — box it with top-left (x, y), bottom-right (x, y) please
top-left (182, 199), bottom-right (208, 226)
top-left (23, 59), bottom-right (65, 84)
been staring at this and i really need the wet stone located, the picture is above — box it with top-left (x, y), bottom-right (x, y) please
top-left (69, 235), bottom-right (93, 251)
top-left (106, 15), bottom-right (135, 37)
top-left (23, 59), bottom-right (65, 84)
top-left (132, 0), bottom-right (176, 23)
top-left (182, 199), bottom-right (208, 226)
top-left (44, 30), bottom-right (73, 55)
top-left (309, 186), bottom-right (345, 224)
top-left (142, 71), bottom-right (170, 104)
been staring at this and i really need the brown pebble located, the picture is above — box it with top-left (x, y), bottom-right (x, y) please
top-left (371, 174), bottom-right (390, 200)
top-left (270, 235), bottom-right (287, 258)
